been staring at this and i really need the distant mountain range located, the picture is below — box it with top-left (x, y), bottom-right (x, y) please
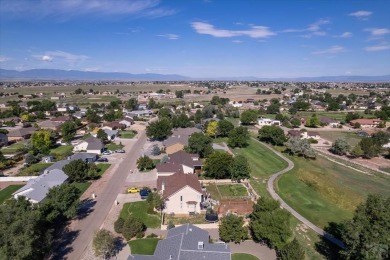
top-left (1, 68), bottom-right (389, 82)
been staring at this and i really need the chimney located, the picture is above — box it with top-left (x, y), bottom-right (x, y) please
top-left (161, 181), bottom-right (165, 193)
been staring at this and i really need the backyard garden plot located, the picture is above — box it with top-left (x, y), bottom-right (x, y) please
top-left (206, 183), bottom-right (249, 200)
top-left (163, 213), bottom-right (209, 225)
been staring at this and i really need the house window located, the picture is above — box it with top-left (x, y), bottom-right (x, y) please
top-left (180, 196), bottom-right (183, 201)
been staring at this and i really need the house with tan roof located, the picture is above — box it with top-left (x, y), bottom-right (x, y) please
top-left (163, 127), bottom-right (202, 154)
top-left (157, 172), bottom-right (204, 215)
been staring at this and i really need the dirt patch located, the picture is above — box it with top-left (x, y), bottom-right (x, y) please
top-left (0, 181), bottom-right (26, 190)
top-left (217, 199), bottom-right (254, 216)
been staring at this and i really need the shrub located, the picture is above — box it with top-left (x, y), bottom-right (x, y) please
top-left (122, 217), bottom-right (145, 240)
top-left (136, 232), bottom-right (145, 239)
top-left (147, 233), bottom-right (158, 238)
top-left (308, 138), bottom-right (318, 144)
top-left (114, 218), bottom-right (124, 234)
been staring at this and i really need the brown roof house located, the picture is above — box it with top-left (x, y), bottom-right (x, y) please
top-left (156, 151), bottom-right (203, 176)
top-left (350, 119), bottom-right (383, 128)
top-left (38, 120), bottom-right (63, 132)
top-left (162, 127), bottom-right (202, 154)
top-left (7, 127), bottom-right (37, 141)
top-left (157, 172), bottom-right (203, 215)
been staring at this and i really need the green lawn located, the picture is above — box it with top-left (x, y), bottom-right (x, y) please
top-left (296, 111), bottom-right (375, 122)
top-left (18, 163), bottom-right (53, 176)
top-left (232, 253), bottom-right (259, 260)
top-left (119, 130), bottom-right (136, 139)
top-left (277, 155), bottom-right (390, 228)
top-left (0, 185), bottom-right (23, 203)
top-left (50, 145), bottom-right (73, 159)
top-left (217, 184), bottom-right (248, 197)
top-left (1, 142), bottom-right (25, 154)
top-left (225, 117), bottom-right (241, 127)
top-left (128, 238), bottom-right (159, 255)
top-left (233, 138), bottom-right (287, 198)
top-left (105, 142), bottom-right (124, 151)
top-left (96, 163), bottom-right (111, 177)
top-left (318, 131), bottom-right (362, 146)
top-left (120, 201), bottom-right (161, 228)
top-left (206, 183), bottom-right (222, 200)
top-left (73, 182), bottom-right (91, 195)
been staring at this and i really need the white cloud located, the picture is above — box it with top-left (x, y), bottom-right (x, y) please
top-left (0, 56), bottom-right (11, 62)
top-left (157, 34), bottom-right (179, 40)
top-left (0, 0), bottom-right (176, 18)
top-left (41, 55), bottom-right (53, 62)
top-left (312, 45), bottom-right (345, 55)
top-left (349, 10), bottom-right (372, 19)
top-left (365, 44), bottom-right (390, 52)
top-left (232, 40), bottom-right (243, 43)
top-left (282, 19), bottom-right (330, 37)
top-left (339, 32), bottom-right (353, 38)
top-left (33, 50), bottom-right (88, 63)
top-left (191, 22), bottom-right (275, 38)
top-left (365, 28), bottom-right (390, 36)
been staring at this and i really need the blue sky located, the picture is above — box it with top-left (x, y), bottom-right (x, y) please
top-left (0, 0), bottom-right (389, 78)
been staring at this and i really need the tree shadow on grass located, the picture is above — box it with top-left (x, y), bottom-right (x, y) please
top-left (76, 198), bottom-right (96, 220)
top-left (315, 222), bottom-right (344, 259)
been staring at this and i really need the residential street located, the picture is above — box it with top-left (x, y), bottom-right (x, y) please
top-left (59, 131), bottom-right (148, 260)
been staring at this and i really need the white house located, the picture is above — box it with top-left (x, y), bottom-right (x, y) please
top-left (73, 137), bottom-right (104, 154)
top-left (301, 131), bottom-right (321, 140)
top-left (228, 101), bottom-right (242, 108)
top-left (119, 117), bottom-right (134, 128)
top-left (257, 118), bottom-right (281, 127)
top-left (157, 172), bottom-right (203, 215)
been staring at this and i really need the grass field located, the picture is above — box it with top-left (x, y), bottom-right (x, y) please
top-left (18, 163), bottom-right (53, 176)
top-left (50, 145), bottom-right (73, 159)
top-left (318, 131), bottom-right (362, 146)
top-left (0, 185), bottom-right (23, 203)
top-left (119, 130), bottom-right (136, 139)
top-left (120, 201), bottom-right (161, 228)
top-left (96, 163), bottom-right (111, 177)
top-left (73, 182), bottom-right (91, 195)
top-left (232, 253), bottom-right (259, 260)
top-left (128, 238), bottom-right (159, 255)
top-left (232, 138), bottom-right (287, 198)
top-left (1, 141), bottom-right (25, 154)
top-left (277, 155), bottom-right (390, 228)
top-left (225, 117), bottom-right (240, 127)
top-left (296, 111), bottom-right (375, 121)
top-left (218, 184), bottom-right (248, 197)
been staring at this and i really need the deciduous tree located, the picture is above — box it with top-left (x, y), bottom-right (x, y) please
top-left (186, 132), bottom-right (213, 158)
top-left (228, 126), bottom-right (249, 148)
top-left (240, 109), bottom-right (258, 125)
top-left (230, 155), bottom-right (250, 182)
top-left (217, 120), bottom-right (234, 137)
top-left (146, 118), bottom-right (172, 141)
top-left (206, 121), bottom-right (218, 138)
top-left (285, 137), bottom-right (316, 159)
top-left (31, 130), bottom-right (53, 154)
top-left (330, 139), bottom-right (351, 155)
top-left (93, 229), bottom-right (117, 259)
top-left (277, 238), bottom-right (305, 260)
top-left (204, 152), bottom-right (232, 179)
top-left (258, 125), bottom-right (287, 146)
top-left (136, 155), bottom-right (155, 171)
top-left (341, 194), bottom-right (390, 260)
top-left (61, 121), bottom-right (77, 143)
top-left (219, 214), bottom-right (248, 243)
top-left (250, 197), bottom-right (292, 249)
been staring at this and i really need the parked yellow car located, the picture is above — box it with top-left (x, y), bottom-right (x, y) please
top-left (127, 187), bottom-right (140, 193)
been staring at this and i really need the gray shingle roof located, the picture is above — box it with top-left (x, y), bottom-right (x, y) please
top-left (131, 224), bottom-right (231, 260)
top-left (84, 137), bottom-right (104, 150)
top-left (13, 169), bottom-right (68, 203)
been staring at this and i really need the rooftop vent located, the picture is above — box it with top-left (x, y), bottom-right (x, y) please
top-left (198, 241), bottom-right (204, 249)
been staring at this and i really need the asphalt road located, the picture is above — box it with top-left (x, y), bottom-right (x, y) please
top-left (252, 138), bottom-right (346, 249)
top-left (63, 131), bottom-right (148, 260)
